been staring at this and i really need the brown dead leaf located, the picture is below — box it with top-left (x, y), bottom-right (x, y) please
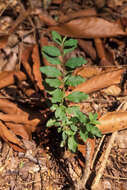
top-left (0, 120), bottom-right (24, 148)
top-left (21, 46), bottom-right (34, 83)
top-left (0, 35), bottom-right (8, 49)
top-left (59, 8), bottom-right (97, 23)
top-left (102, 85), bottom-right (121, 96)
top-left (78, 39), bottom-right (97, 60)
top-left (74, 66), bottom-right (102, 78)
top-left (0, 71), bottom-right (26, 89)
top-left (49, 17), bottom-right (126, 38)
top-left (38, 10), bottom-right (57, 26)
top-left (97, 112), bottom-right (127, 134)
top-left (67, 69), bottom-right (124, 95)
top-left (0, 98), bottom-right (27, 115)
top-left (32, 45), bottom-right (44, 91)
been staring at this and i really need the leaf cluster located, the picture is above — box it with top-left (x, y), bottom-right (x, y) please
top-left (40, 31), bottom-right (102, 152)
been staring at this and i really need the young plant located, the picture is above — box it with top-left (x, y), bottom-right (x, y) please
top-left (40, 31), bottom-right (102, 152)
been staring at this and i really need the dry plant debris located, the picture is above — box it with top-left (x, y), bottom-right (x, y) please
top-left (0, 0), bottom-right (127, 189)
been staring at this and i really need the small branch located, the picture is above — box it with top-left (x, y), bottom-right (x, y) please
top-left (91, 131), bottom-right (118, 190)
top-left (75, 140), bottom-right (92, 190)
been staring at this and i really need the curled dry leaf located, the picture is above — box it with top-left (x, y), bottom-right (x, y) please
top-left (97, 112), bottom-right (127, 134)
top-left (68, 69), bottom-right (124, 95)
top-left (0, 99), bottom-right (42, 151)
top-left (49, 17), bottom-right (126, 38)
top-left (0, 120), bottom-right (24, 151)
top-left (102, 85), bottom-right (121, 96)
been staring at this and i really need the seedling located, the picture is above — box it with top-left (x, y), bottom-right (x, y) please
top-left (40, 31), bottom-right (102, 152)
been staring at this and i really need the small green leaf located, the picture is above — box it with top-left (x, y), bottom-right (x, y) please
top-left (65, 129), bottom-right (75, 136)
top-left (51, 89), bottom-right (64, 103)
top-left (70, 125), bottom-right (78, 132)
top-left (42, 53), bottom-right (61, 64)
top-left (40, 66), bottom-right (62, 77)
top-left (68, 136), bottom-right (77, 152)
top-left (75, 111), bottom-right (87, 123)
top-left (67, 106), bottom-right (80, 115)
top-left (65, 57), bottom-right (87, 69)
top-left (42, 46), bottom-right (61, 57)
top-left (66, 91), bottom-right (88, 103)
top-left (46, 119), bottom-right (56, 127)
top-left (58, 127), bottom-right (62, 133)
top-left (89, 112), bottom-right (98, 121)
top-left (62, 131), bottom-right (67, 141)
top-left (46, 78), bottom-right (62, 88)
top-left (65, 75), bottom-right (85, 87)
top-left (55, 105), bottom-right (66, 120)
top-left (50, 104), bottom-right (58, 111)
top-left (79, 130), bottom-right (88, 142)
top-left (63, 39), bottom-right (77, 54)
top-left (91, 126), bottom-right (102, 137)
top-left (52, 31), bottom-right (62, 45)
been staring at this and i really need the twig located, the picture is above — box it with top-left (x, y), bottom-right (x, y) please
top-left (91, 135), bottom-right (106, 170)
top-left (91, 131), bottom-right (118, 190)
top-left (75, 140), bottom-right (91, 190)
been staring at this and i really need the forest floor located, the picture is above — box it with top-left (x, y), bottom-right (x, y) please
top-left (0, 0), bottom-right (127, 189)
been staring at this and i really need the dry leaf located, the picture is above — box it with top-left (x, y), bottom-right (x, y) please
top-left (78, 39), bottom-right (97, 60)
top-left (102, 85), bottom-right (121, 96)
top-left (59, 8), bottom-right (97, 23)
top-left (67, 69), bottom-right (124, 95)
top-left (21, 46), bottom-right (34, 82)
top-left (32, 45), bottom-right (44, 91)
top-left (0, 71), bottom-right (26, 89)
top-left (0, 35), bottom-right (8, 49)
top-left (74, 66), bottom-right (102, 78)
top-left (97, 112), bottom-right (127, 134)
top-left (49, 17), bottom-right (126, 38)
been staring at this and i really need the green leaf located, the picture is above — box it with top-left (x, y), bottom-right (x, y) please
top-left (64, 39), bottom-right (77, 47)
top-left (79, 130), bottom-right (88, 142)
top-left (64, 39), bottom-right (77, 54)
top-left (67, 106), bottom-right (80, 115)
top-left (46, 119), bottom-right (56, 127)
top-left (65, 57), bottom-right (87, 69)
top-left (57, 127), bottom-right (62, 133)
top-left (65, 75), bottom-right (85, 87)
top-left (66, 91), bottom-right (88, 103)
top-left (65, 129), bottom-right (75, 136)
top-left (62, 131), bottom-right (67, 141)
top-left (46, 78), bottom-right (62, 88)
top-left (42, 46), bottom-right (61, 57)
top-left (75, 111), bottom-right (87, 123)
top-left (51, 89), bottom-right (64, 103)
top-left (42, 53), bottom-right (61, 64)
top-left (50, 104), bottom-right (58, 111)
top-left (70, 125), bottom-right (78, 132)
top-left (40, 66), bottom-right (62, 77)
top-left (55, 105), bottom-right (66, 120)
top-left (90, 126), bottom-right (102, 137)
top-left (89, 112), bottom-right (98, 121)
top-left (68, 136), bottom-right (77, 152)
top-left (52, 31), bottom-right (62, 45)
